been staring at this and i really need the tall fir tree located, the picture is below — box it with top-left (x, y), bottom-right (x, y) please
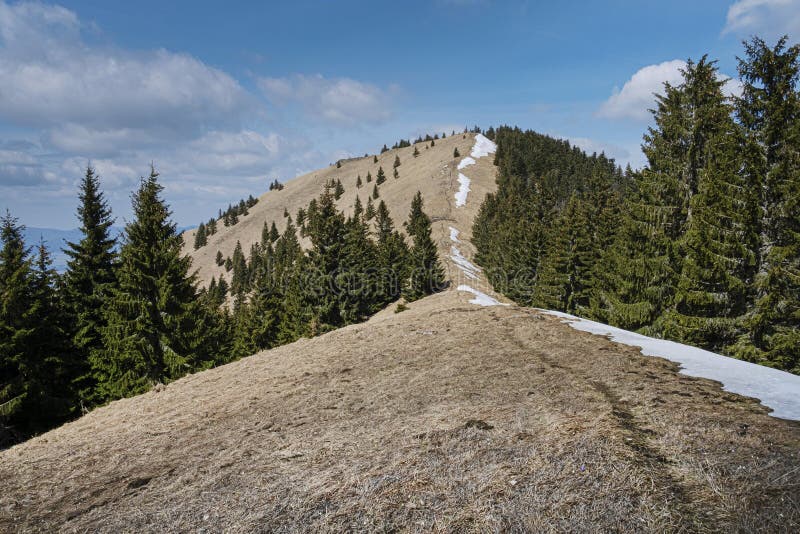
top-left (402, 192), bottom-right (445, 301)
top-left (96, 167), bottom-right (222, 401)
top-left (62, 166), bottom-right (118, 407)
top-left (733, 37), bottom-right (800, 371)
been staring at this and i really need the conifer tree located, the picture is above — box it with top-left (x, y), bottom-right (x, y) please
top-left (376, 166), bottom-right (386, 185)
top-left (365, 197), bottom-right (376, 220)
top-left (394, 155), bottom-right (401, 168)
top-left (402, 192), bottom-right (445, 301)
top-left (62, 166), bottom-right (118, 406)
top-left (453, 147), bottom-right (460, 158)
top-left (732, 37), bottom-right (800, 371)
top-left (193, 222), bottom-right (207, 249)
top-left (413, 146), bottom-right (420, 157)
top-left (356, 175), bottom-right (362, 188)
top-left (375, 201), bottom-right (409, 304)
top-left (372, 184), bottom-right (380, 199)
top-left (216, 250), bottom-right (224, 266)
top-left (373, 155), bottom-right (378, 163)
top-left (393, 167), bottom-right (399, 179)
top-left (334, 178), bottom-right (345, 200)
top-left (96, 167), bottom-right (221, 401)
top-left (304, 186), bottom-right (347, 332)
top-left (660, 59), bottom-right (759, 352)
top-left (1, 215), bottom-right (71, 439)
top-left (366, 171), bottom-right (372, 183)
top-left (230, 240), bottom-right (248, 296)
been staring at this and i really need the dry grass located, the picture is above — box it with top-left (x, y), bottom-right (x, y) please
top-left (1, 291), bottom-right (798, 532)
top-left (182, 133), bottom-right (493, 291)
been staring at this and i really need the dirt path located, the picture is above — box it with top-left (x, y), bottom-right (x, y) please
top-left (2, 291), bottom-right (798, 532)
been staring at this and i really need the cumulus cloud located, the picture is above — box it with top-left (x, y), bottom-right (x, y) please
top-left (598, 60), bottom-right (743, 121)
top-left (597, 60), bottom-right (686, 121)
top-left (723, 0), bottom-right (800, 40)
top-left (0, 1), bottom-right (252, 144)
top-left (259, 74), bottom-right (395, 125)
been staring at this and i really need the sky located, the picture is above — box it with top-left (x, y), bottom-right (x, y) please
top-left (1, 0), bottom-right (799, 229)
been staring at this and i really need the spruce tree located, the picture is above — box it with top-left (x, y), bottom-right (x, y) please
top-left (660, 59), bottom-right (759, 352)
top-left (376, 167), bottom-right (386, 185)
top-left (394, 155), bottom-right (401, 168)
top-left (402, 192), bottom-right (445, 301)
top-left (193, 222), bottom-right (207, 249)
top-left (216, 250), bottom-right (224, 266)
top-left (733, 37), bottom-right (800, 371)
top-left (366, 171), bottom-right (372, 183)
top-left (372, 184), bottom-right (380, 200)
top-left (334, 178), bottom-right (345, 200)
top-left (230, 240), bottom-right (248, 296)
top-left (96, 167), bottom-right (221, 401)
top-left (356, 175), bottom-right (362, 188)
top-left (62, 166), bottom-right (118, 406)
top-left (453, 147), bottom-right (460, 158)
top-left (365, 197), bottom-right (376, 220)
top-left (375, 201), bottom-right (409, 304)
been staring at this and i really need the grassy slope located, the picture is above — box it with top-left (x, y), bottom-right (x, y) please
top-left (1, 291), bottom-right (798, 531)
top-left (1, 134), bottom-right (798, 531)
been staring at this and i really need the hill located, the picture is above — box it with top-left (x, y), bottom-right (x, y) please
top-left (1, 132), bottom-right (799, 532)
top-left (1, 290), bottom-right (798, 531)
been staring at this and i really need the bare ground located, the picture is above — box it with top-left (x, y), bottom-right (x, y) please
top-left (1, 290), bottom-right (798, 533)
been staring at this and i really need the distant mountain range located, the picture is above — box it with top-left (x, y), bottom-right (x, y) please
top-left (23, 225), bottom-right (193, 272)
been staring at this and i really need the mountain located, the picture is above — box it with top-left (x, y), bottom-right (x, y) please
top-left (1, 134), bottom-right (798, 531)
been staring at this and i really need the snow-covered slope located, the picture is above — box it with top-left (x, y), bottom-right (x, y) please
top-left (540, 309), bottom-right (800, 421)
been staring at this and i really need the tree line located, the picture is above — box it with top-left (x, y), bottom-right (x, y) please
top-left (1, 168), bottom-right (444, 446)
top-left (473, 36), bottom-right (799, 374)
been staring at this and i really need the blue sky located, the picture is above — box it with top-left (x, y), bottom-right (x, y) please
top-left (1, 0), bottom-right (798, 229)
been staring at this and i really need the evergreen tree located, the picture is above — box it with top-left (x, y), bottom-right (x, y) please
top-left (334, 178), bottom-right (345, 200)
top-left (372, 184), bottom-right (380, 200)
top-left (402, 192), bottom-right (445, 301)
top-left (413, 146), bottom-right (420, 157)
top-left (394, 167), bottom-right (399, 179)
top-left (193, 222), bottom-right (207, 249)
top-left (365, 197), bottom-right (376, 220)
top-left (453, 147), bottom-right (460, 158)
top-left (375, 201), bottom-right (409, 304)
top-left (394, 155), bottom-right (401, 168)
top-left (62, 166), bottom-right (118, 406)
top-left (366, 171), bottom-right (372, 183)
top-left (373, 155), bottom-right (378, 163)
top-left (230, 240), bottom-right (248, 296)
top-left (376, 166), bottom-right (386, 185)
top-left (733, 37), bottom-right (800, 371)
top-left (215, 250), bottom-right (224, 266)
top-left (1, 216), bottom-right (71, 440)
top-left (356, 175), bottom-right (362, 188)
top-left (660, 59), bottom-right (759, 352)
top-left (96, 167), bottom-right (222, 401)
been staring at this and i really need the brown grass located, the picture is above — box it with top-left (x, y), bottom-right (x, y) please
top-left (1, 290), bottom-right (798, 532)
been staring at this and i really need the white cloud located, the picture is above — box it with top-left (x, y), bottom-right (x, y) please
top-left (597, 60), bottom-right (686, 121)
top-left (0, 1), bottom-right (252, 142)
top-left (259, 74), bottom-right (395, 125)
top-left (723, 0), bottom-right (800, 39)
top-left (598, 60), bottom-right (743, 121)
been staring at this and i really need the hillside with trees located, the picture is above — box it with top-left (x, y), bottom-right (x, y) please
top-left (472, 37), bottom-right (800, 374)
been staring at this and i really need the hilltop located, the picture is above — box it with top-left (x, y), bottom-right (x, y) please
top-left (1, 132), bottom-right (799, 532)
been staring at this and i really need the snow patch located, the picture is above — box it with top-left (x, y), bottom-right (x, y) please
top-left (455, 173), bottom-right (471, 207)
top-left (539, 309), bottom-right (800, 421)
top-left (450, 246), bottom-right (481, 280)
top-left (457, 156), bottom-right (476, 170)
top-left (470, 133), bottom-right (497, 159)
top-left (449, 226), bottom-right (461, 243)
top-left (458, 285), bottom-right (507, 307)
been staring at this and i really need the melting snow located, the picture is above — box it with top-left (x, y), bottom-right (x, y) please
top-left (470, 133), bottom-right (497, 159)
top-left (540, 309), bottom-right (800, 421)
top-left (457, 156), bottom-right (476, 170)
top-left (449, 226), bottom-right (461, 243)
top-left (458, 285), bottom-right (507, 307)
top-left (450, 246), bottom-right (481, 280)
top-left (454, 134), bottom-right (497, 208)
top-left (455, 173), bottom-right (471, 207)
